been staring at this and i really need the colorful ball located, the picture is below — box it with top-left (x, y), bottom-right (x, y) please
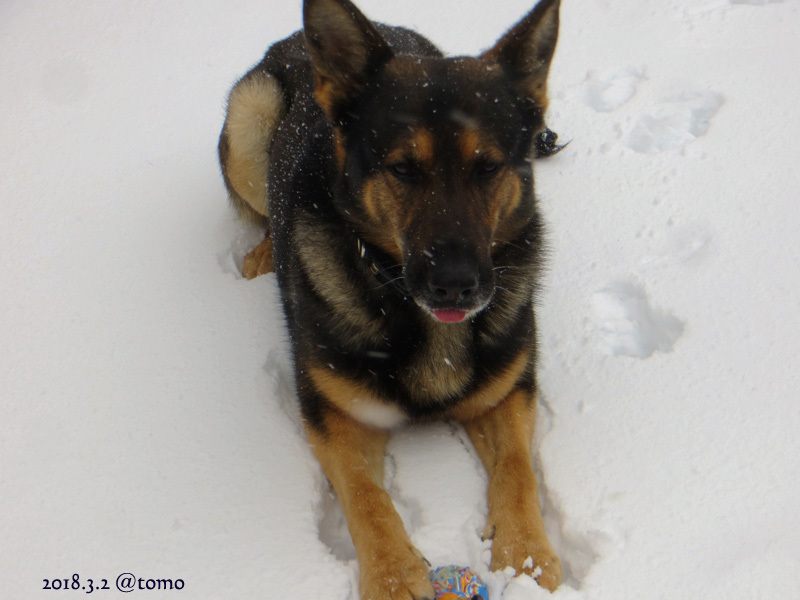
top-left (430, 565), bottom-right (489, 600)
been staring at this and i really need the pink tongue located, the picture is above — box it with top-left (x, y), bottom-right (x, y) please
top-left (432, 309), bottom-right (467, 323)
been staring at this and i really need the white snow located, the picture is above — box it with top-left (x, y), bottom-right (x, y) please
top-left (2, 0), bottom-right (800, 599)
top-left (591, 282), bottom-right (684, 358)
top-left (582, 67), bottom-right (644, 113)
top-left (625, 90), bottom-right (725, 154)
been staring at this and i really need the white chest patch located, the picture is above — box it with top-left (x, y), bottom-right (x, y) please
top-left (348, 398), bottom-right (409, 430)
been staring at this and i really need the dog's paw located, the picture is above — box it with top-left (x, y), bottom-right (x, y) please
top-left (242, 235), bottom-right (273, 279)
top-left (359, 546), bottom-right (434, 600)
top-left (489, 527), bottom-right (562, 592)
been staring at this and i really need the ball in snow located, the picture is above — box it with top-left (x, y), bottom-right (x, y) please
top-left (430, 565), bottom-right (489, 600)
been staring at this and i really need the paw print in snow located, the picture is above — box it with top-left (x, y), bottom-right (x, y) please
top-left (591, 282), bottom-right (684, 358)
top-left (582, 67), bottom-right (645, 113)
top-left (626, 90), bottom-right (724, 153)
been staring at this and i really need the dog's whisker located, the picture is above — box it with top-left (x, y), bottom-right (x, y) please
top-left (493, 239), bottom-right (533, 253)
top-left (373, 276), bottom-right (406, 290)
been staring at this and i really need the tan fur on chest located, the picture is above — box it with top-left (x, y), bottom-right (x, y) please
top-left (400, 318), bottom-right (473, 402)
top-left (446, 348), bottom-right (530, 421)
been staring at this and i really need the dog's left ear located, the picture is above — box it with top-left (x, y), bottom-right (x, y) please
top-left (304, 0), bottom-right (392, 124)
top-left (482, 0), bottom-right (560, 113)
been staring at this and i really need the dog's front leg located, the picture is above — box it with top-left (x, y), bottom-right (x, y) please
top-left (461, 388), bottom-right (562, 591)
top-left (305, 410), bottom-right (434, 600)
top-left (242, 232), bottom-right (274, 279)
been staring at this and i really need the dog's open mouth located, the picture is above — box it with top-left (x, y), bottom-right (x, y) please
top-left (406, 257), bottom-right (495, 324)
top-left (418, 300), bottom-right (491, 323)
top-left (431, 309), bottom-right (468, 323)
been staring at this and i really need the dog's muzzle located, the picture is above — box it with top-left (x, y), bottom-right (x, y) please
top-left (406, 239), bottom-right (495, 323)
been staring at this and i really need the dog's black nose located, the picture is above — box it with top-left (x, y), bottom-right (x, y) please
top-left (428, 266), bottom-right (479, 302)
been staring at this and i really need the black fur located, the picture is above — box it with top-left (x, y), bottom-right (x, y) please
top-left (230, 17), bottom-right (553, 430)
top-left (219, 0), bottom-right (565, 593)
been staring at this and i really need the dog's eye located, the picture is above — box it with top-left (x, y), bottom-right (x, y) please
top-left (474, 161), bottom-right (502, 178)
top-left (389, 162), bottom-right (420, 180)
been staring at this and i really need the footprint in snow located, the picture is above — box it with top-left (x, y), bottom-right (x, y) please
top-left (317, 484), bottom-right (357, 561)
top-left (639, 222), bottom-right (712, 268)
top-left (582, 66), bottom-right (645, 113)
top-left (591, 282), bottom-right (684, 358)
top-left (626, 90), bottom-right (724, 154)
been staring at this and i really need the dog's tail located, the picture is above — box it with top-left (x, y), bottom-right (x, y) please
top-left (218, 70), bottom-right (286, 227)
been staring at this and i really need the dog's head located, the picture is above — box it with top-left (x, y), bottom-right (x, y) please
top-left (304, 0), bottom-right (560, 323)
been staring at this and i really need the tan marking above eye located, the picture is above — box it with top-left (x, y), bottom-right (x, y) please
top-left (409, 128), bottom-right (435, 164)
top-left (459, 128), bottom-right (482, 162)
top-left (458, 128), bottom-right (505, 168)
top-left (386, 127), bottom-right (435, 169)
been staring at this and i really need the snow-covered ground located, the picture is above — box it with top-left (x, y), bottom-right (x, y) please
top-left (3, 0), bottom-right (800, 598)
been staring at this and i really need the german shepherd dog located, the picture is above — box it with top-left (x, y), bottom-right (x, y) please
top-left (218, 0), bottom-right (563, 596)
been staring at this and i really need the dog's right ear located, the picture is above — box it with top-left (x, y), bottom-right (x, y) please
top-left (482, 0), bottom-right (560, 114)
top-left (304, 0), bottom-right (392, 124)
